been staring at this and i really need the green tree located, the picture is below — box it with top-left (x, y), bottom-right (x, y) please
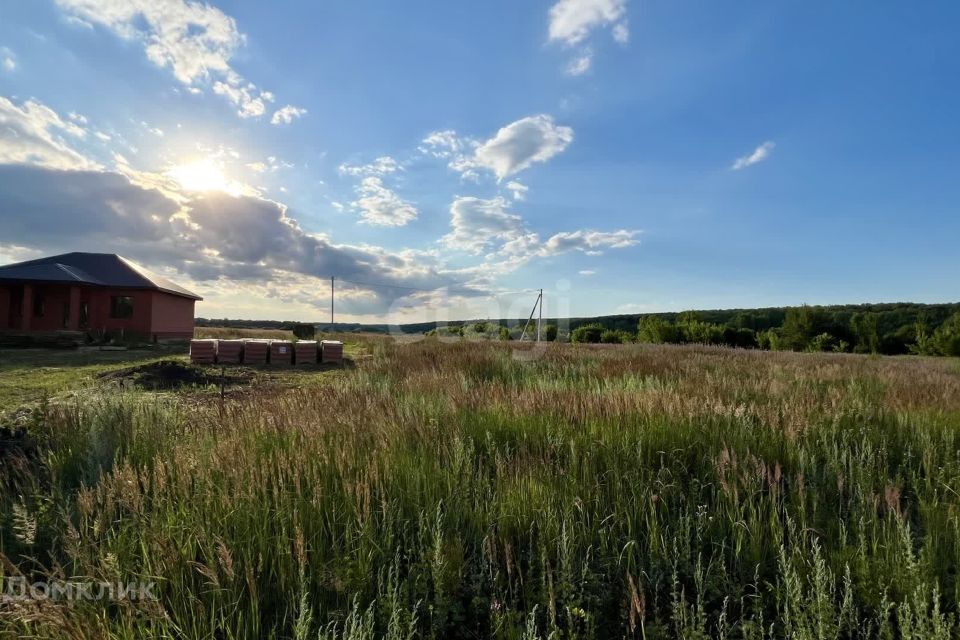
top-left (778, 306), bottom-right (824, 351)
top-left (498, 327), bottom-right (511, 341)
top-left (933, 312), bottom-right (960, 356)
top-left (850, 312), bottom-right (881, 354)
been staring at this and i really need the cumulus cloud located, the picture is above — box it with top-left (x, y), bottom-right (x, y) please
top-left (270, 105), bottom-right (307, 125)
top-left (425, 116), bottom-right (573, 181)
top-left (0, 96), bottom-right (97, 170)
top-left (443, 196), bottom-right (639, 267)
top-left (444, 197), bottom-right (528, 253)
top-left (0, 165), bottom-right (455, 300)
top-left (732, 141), bottom-right (775, 170)
top-left (54, 0), bottom-right (302, 121)
top-left (548, 0), bottom-right (628, 46)
top-left (350, 176), bottom-right (418, 226)
top-left (475, 115), bottom-right (573, 180)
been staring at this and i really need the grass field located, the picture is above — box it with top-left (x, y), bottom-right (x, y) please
top-left (2, 337), bottom-right (960, 638)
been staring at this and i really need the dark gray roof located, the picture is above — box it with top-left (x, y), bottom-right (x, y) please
top-left (0, 253), bottom-right (202, 300)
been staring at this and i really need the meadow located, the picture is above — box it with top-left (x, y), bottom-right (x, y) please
top-left (2, 336), bottom-right (960, 638)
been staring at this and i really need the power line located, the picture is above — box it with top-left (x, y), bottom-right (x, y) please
top-left (335, 277), bottom-right (536, 298)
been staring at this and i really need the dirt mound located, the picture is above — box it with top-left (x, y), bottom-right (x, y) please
top-left (98, 360), bottom-right (252, 390)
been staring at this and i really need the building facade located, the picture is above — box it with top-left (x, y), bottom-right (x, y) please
top-left (0, 253), bottom-right (201, 341)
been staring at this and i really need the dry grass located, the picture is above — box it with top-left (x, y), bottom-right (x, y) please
top-left (2, 339), bottom-right (960, 638)
top-left (193, 326), bottom-right (296, 340)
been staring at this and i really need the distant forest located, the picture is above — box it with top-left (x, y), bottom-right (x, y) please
top-left (198, 301), bottom-right (960, 356)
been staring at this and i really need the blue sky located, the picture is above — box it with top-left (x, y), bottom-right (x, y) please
top-left (1, 0), bottom-right (958, 322)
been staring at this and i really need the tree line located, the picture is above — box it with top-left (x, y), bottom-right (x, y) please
top-left (569, 303), bottom-right (960, 356)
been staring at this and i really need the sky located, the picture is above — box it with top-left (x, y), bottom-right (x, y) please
top-left (1, 0), bottom-right (958, 324)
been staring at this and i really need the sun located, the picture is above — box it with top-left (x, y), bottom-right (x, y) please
top-left (166, 158), bottom-right (243, 196)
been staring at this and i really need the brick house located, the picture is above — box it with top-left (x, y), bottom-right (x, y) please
top-left (0, 252), bottom-right (201, 341)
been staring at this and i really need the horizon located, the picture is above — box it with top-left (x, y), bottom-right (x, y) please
top-left (2, 1), bottom-right (959, 324)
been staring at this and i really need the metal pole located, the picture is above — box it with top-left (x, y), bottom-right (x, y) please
top-left (536, 288), bottom-right (543, 342)
top-left (330, 276), bottom-right (335, 328)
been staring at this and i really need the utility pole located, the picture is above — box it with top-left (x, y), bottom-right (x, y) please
top-left (519, 289), bottom-right (543, 342)
top-left (330, 276), bottom-right (335, 328)
top-left (536, 288), bottom-right (543, 342)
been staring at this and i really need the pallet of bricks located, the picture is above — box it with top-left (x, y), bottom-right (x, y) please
top-left (216, 339), bottom-right (244, 364)
top-left (243, 339), bottom-right (271, 365)
top-left (320, 340), bottom-right (343, 364)
top-left (295, 340), bottom-right (318, 365)
top-left (270, 340), bottom-right (294, 365)
top-left (189, 339), bottom-right (217, 364)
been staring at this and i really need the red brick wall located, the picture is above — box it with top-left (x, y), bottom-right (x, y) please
top-left (84, 288), bottom-right (154, 337)
top-left (150, 292), bottom-right (196, 339)
top-left (0, 285), bottom-right (195, 339)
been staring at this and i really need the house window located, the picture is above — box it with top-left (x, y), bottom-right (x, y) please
top-left (110, 296), bottom-right (134, 319)
top-left (63, 301), bottom-right (70, 329)
top-left (33, 292), bottom-right (45, 318)
top-left (80, 302), bottom-right (89, 328)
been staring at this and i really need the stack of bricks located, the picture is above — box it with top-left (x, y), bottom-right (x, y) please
top-left (242, 339), bottom-right (270, 364)
top-left (270, 340), bottom-right (294, 365)
top-left (320, 340), bottom-right (344, 365)
top-left (216, 339), bottom-right (244, 364)
top-left (295, 341), bottom-right (318, 365)
top-left (189, 339), bottom-right (217, 364)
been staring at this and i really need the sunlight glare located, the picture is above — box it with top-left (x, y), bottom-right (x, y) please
top-left (166, 158), bottom-right (244, 196)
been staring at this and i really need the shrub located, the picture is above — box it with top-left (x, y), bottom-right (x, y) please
top-left (499, 327), bottom-right (511, 341)
top-left (601, 329), bottom-right (632, 344)
top-left (544, 324), bottom-right (558, 342)
top-left (570, 323), bottom-right (604, 343)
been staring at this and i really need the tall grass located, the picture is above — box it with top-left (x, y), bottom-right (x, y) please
top-left (2, 341), bottom-right (960, 638)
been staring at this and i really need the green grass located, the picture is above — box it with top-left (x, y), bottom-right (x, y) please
top-left (0, 347), bottom-right (184, 416)
top-left (2, 340), bottom-right (960, 638)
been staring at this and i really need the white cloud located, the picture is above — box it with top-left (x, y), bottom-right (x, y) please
top-left (54, 0), bottom-right (296, 121)
top-left (612, 21), bottom-right (629, 44)
top-left (444, 197), bottom-right (527, 253)
top-left (579, 269), bottom-right (596, 276)
top-left (351, 176), bottom-right (418, 227)
top-left (444, 196), bottom-right (639, 270)
top-left (246, 156), bottom-right (293, 174)
top-left (419, 130), bottom-right (468, 158)
top-left (271, 105), bottom-right (307, 125)
top-left (732, 141), bottom-right (775, 170)
top-left (432, 115), bottom-right (573, 182)
top-left (475, 115), bottom-right (573, 180)
top-left (506, 181), bottom-right (529, 201)
top-left (1, 47), bottom-right (15, 72)
top-left (338, 156), bottom-right (400, 177)
top-left (566, 50), bottom-right (593, 76)
top-left (0, 96), bottom-right (97, 170)
top-left (541, 229), bottom-right (638, 255)
top-left (213, 79), bottom-right (268, 118)
top-left (422, 116), bottom-right (572, 181)
top-left (548, 0), bottom-right (628, 46)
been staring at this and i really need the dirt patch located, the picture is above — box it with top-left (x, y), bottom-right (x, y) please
top-left (98, 360), bottom-right (253, 390)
